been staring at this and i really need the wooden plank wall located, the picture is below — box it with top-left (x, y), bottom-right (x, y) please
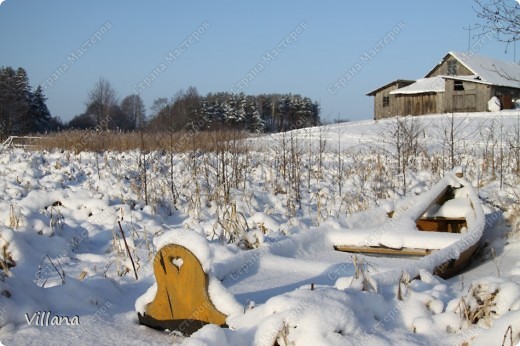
top-left (394, 93), bottom-right (443, 116)
top-left (427, 57), bottom-right (473, 77)
top-left (373, 83), bottom-right (403, 120)
top-left (444, 80), bottom-right (490, 113)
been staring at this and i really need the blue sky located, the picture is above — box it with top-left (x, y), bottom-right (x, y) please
top-left (0, 0), bottom-right (515, 123)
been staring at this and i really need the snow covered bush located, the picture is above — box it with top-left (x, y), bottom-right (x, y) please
top-left (488, 96), bottom-right (502, 112)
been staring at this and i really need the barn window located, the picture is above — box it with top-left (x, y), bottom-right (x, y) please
top-left (447, 60), bottom-right (457, 75)
top-left (454, 80), bottom-right (464, 91)
top-left (383, 96), bottom-right (390, 107)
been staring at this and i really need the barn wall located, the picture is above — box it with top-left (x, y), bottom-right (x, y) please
top-left (394, 93), bottom-right (442, 116)
top-left (427, 56), bottom-right (473, 77)
top-left (477, 84), bottom-right (493, 111)
top-left (444, 80), bottom-right (491, 113)
top-left (373, 83), bottom-right (404, 120)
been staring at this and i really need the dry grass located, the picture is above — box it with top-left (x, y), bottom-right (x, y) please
top-left (507, 205), bottom-right (520, 239)
top-left (213, 203), bottom-right (253, 248)
top-left (351, 255), bottom-right (377, 292)
top-left (34, 129), bottom-right (250, 153)
top-left (456, 284), bottom-right (498, 327)
top-left (9, 204), bottom-right (21, 229)
top-left (0, 236), bottom-right (15, 278)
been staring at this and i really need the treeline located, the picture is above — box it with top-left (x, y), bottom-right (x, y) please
top-left (70, 79), bottom-right (320, 133)
top-left (69, 78), bottom-right (146, 131)
top-left (1, 69), bottom-right (320, 138)
top-left (147, 87), bottom-right (321, 133)
top-left (0, 67), bottom-right (61, 138)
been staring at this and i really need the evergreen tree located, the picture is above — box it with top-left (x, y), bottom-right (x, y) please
top-left (30, 85), bottom-right (53, 133)
top-left (249, 109), bottom-right (264, 133)
top-left (222, 100), bottom-right (236, 125)
top-left (208, 99), bottom-right (225, 127)
top-left (0, 67), bottom-right (16, 137)
top-left (0, 67), bottom-right (33, 136)
top-left (14, 68), bottom-right (32, 133)
top-left (245, 96), bottom-right (264, 133)
top-left (235, 93), bottom-right (247, 125)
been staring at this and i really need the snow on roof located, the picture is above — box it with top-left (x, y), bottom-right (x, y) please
top-left (390, 76), bottom-right (445, 95)
top-left (446, 51), bottom-right (520, 89)
top-left (366, 79), bottom-right (415, 96)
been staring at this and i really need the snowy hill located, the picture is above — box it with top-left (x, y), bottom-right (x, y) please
top-left (0, 111), bottom-right (519, 345)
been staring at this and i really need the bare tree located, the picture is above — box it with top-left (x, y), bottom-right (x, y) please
top-left (149, 97), bottom-right (169, 119)
top-left (147, 88), bottom-right (201, 132)
top-left (435, 113), bottom-right (479, 172)
top-left (380, 116), bottom-right (423, 195)
top-left (508, 115), bottom-right (520, 174)
top-left (85, 78), bottom-right (118, 130)
top-left (121, 94), bottom-right (146, 130)
top-left (474, 0), bottom-right (520, 45)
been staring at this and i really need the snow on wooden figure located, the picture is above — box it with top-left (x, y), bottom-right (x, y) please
top-left (137, 244), bottom-right (227, 335)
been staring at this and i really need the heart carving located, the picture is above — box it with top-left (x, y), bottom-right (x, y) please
top-left (171, 257), bottom-right (184, 271)
top-left (140, 244), bottom-right (228, 333)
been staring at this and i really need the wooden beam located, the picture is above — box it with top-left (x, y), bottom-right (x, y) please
top-left (416, 217), bottom-right (467, 233)
top-left (334, 245), bottom-right (433, 256)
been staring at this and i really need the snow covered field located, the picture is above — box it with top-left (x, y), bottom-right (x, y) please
top-left (0, 111), bottom-right (520, 345)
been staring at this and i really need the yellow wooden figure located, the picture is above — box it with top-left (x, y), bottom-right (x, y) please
top-left (138, 244), bottom-right (227, 335)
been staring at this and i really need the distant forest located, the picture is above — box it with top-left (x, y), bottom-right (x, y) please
top-left (145, 87), bottom-right (321, 133)
top-left (0, 67), bottom-right (62, 137)
top-left (0, 69), bottom-right (320, 138)
top-left (71, 79), bottom-right (321, 133)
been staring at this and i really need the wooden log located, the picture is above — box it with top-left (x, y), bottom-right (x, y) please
top-left (138, 244), bottom-right (227, 335)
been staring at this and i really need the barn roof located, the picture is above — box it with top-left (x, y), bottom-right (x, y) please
top-left (426, 51), bottom-right (520, 89)
top-left (390, 76), bottom-right (445, 95)
top-left (366, 79), bottom-right (415, 96)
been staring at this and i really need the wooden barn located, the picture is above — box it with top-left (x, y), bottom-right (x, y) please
top-left (367, 51), bottom-right (520, 120)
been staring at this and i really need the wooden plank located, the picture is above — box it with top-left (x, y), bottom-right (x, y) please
top-left (416, 218), bottom-right (467, 233)
top-left (138, 244), bottom-right (227, 334)
top-left (334, 245), bottom-right (433, 256)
